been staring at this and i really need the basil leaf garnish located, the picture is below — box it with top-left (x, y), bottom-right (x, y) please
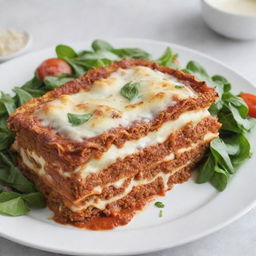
top-left (120, 82), bottom-right (140, 101)
top-left (67, 113), bottom-right (92, 126)
top-left (175, 85), bottom-right (185, 89)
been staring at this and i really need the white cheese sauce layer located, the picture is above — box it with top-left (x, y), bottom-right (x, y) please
top-left (71, 132), bottom-right (218, 212)
top-left (35, 66), bottom-right (195, 141)
top-left (18, 131), bottom-right (218, 210)
top-left (73, 109), bottom-right (210, 178)
top-left (71, 160), bottom-right (192, 212)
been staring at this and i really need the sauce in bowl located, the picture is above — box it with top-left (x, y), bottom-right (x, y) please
top-left (207, 0), bottom-right (256, 15)
top-left (0, 29), bottom-right (29, 57)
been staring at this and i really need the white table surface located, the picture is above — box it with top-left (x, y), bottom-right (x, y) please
top-left (0, 0), bottom-right (255, 255)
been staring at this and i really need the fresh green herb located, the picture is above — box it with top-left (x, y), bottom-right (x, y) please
top-left (112, 48), bottom-right (151, 59)
top-left (156, 47), bottom-right (178, 68)
top-left (210, 137), bottom-right (234, 174)
top-left (54, 40), bottom-right (153, 78)
top-left (0, 152), bottom-right (36, 193)
top-left (0, 119), bottom-right (15, 151)
top-left (64, 58), bottom-right (86, 77)
top-left (120, 82), bottom-right (140, 101)
top-left (175, 85), bottom-right (185, 89)
top-left (159, 210), bottom-right (163, 217)
top-left (56, 44), bottom-right (78, 59)
top-left (154, 201), bottom-right (165, 208)
top-left (67, 113), bottom-right (92, 126)
top-left (0, 196), bottom-right (29, 216)
top-left (186, 61), bottom-right (209, 80)
top-left (12, 88), bottom-right (33, 106)
top-left (0, 92), bottom-right (16, 115)
top-left (92, 40), bottom-right (114, 52)
top-left (21, 192), bottom-right (46, 208)
top-left (196, 155), bottom-right (216, 184)
top-left (44, 76), bottom-right (74, 90)
top-left (210, 166), bottom-right (229, 192)
top-left (0, 191), bottom-right (45, 216)
top-left (189, 62), bottom-right (255, 191)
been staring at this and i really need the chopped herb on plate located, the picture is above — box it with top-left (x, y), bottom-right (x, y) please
top-left (155, 201), bottom-right (165, 208)
top-left (175, 85), bottom-right (185, 89)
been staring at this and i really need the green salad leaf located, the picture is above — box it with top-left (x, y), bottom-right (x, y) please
top-left (0, 153), bottom-right (36, 193)
top-left (210, 166), bottom-right (229, 192)
top-left (22, 192), bottom-right (46, 208)
top-left (12, 87), bottom-right (33, 106)
top-left (92, 40), bottom-right (113, 52)
top-left (112, 48), bottom-right (151, 59)
top-left (0, 92), bottom-right (16, 115)
top-left (186, 61), bottom-right (209, 80)
top-left (210, 137), bottom-right (234, 174)
top-left (0, 191), bottom-right (45, 216)
top-left (56, 44), bottom-right (77, 59)
top-left (44, 75), bottom-right (74, 90)
top-left (0, 196), bottom-right (29, 216)
top-left (156, 47), bottom-right (178, 68)
top-left (0, 119), bottom-right (15, 151)
top-left (196, 155), bottom-right (215, 184)
top-left (191, 61), bottom-right (255, 191)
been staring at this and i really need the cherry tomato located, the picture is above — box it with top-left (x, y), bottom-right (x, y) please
top-left (36, 58), bottom-right (72, 81)
top-left (240, 93), bottom-right (256, 118)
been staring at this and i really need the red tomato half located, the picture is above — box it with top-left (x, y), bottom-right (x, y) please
top-left (240, 93), bottom-right (256, 118)
top-left (36, 58), bottom-right (72, 81)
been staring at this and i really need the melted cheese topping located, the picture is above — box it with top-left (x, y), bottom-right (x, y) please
top-left (35, 66), bottom-right (195, 141)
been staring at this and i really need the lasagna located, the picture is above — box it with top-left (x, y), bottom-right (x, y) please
top-left (8, 58), bottom-right (221, 230)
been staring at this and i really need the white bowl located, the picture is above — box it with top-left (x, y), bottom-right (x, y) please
top-left (201, 0), bottom-right (256, 40)
top-left (0, 30), bottom-right (33, 63)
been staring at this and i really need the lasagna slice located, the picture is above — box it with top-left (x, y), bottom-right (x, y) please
top-left (8, 58), bottom-right (221, 230)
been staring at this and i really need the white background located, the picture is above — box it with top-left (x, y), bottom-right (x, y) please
top-left (0, 0), bottom-right (256, 255)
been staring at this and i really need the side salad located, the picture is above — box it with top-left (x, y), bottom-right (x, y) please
top-left (0, 40), bottom-right (255, 216)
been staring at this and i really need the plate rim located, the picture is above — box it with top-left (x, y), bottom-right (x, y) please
top-left (0, 37), bottom-right (255, 255)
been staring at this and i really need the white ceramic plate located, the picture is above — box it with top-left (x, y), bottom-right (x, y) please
top-left (0, 39), bottom-right (255, 256)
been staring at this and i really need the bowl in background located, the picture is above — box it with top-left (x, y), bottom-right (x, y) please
top-left (0, 30), bottom-right (33, 63)
top-left (201, 0), bottom-right (256, 40)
